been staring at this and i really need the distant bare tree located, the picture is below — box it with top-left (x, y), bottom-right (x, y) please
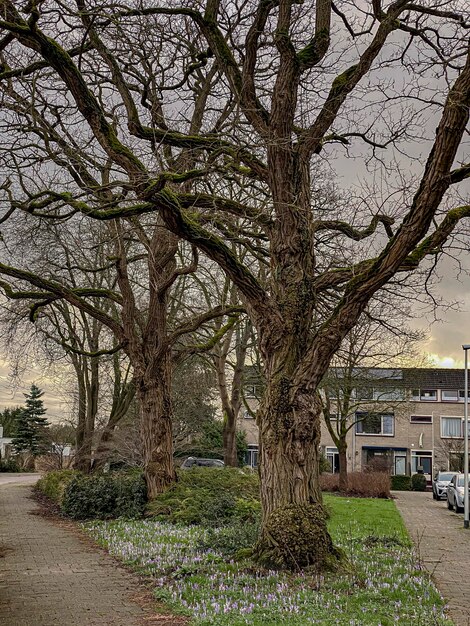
top-left (321, 301), bottom-right (425, 490)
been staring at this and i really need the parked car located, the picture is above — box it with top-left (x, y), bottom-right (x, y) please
top-left (180, 457), bottom-right (225, 469)
top-left (432, 471), bottom-right (457, 500)
top-left (446, 473), bottom-right (470, 512)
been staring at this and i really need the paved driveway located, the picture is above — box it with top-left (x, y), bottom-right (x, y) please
top-left (394, 490), bottom-right (470, 626)
top-left (0, 473), bottom-right (40, 487)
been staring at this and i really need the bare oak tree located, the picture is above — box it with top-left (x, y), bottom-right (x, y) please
top-left (0, 0), bottom-right (468, 566)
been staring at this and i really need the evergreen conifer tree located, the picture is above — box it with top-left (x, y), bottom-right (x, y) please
top-left (0, 407), bottom-right (22, 437)
top-left (12, 384), bottom-right (50, 456)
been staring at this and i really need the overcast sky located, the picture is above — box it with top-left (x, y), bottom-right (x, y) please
top-left (0, 357), bottom-right (69, 422)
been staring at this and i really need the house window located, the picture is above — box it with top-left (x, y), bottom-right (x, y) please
top-left (417, 389), bottom-right (437, 401)
top-left (325, 447), bottom-right (339, 473)
top-left (355, 412), bottom-right (394, 436)
top-left (394, 453), bottom-right (407, 476)
top-left (442, 390), bottom-right (459, 401)
top-left (441, 417), bottom-right (462, 438)
top-left (411, 451), bottom-right (432, 475)
top-left (459, 390), bottom-right (470, 400)
top-left (410, 415), bottom-right (432, 424)
top-left (245, 445), bottom-right (258, 468)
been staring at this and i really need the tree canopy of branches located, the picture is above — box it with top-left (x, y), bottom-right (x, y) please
top-left (0, 0), bottom-right (468, 568)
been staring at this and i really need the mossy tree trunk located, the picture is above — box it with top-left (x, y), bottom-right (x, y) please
top-left (253, 336), bottom-right (334, 568)
top-left (138, 353), bottom-right (176, 498)
top-left (258, 382), bottom-right (323, 518)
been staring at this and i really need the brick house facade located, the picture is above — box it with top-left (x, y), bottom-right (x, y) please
top-left (239, 368), bottom-right (470, 481)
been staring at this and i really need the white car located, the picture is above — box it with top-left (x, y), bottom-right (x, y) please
top-left (446, 474), bottom-right (470, 513)
top-left (432, 471), bottom-right (457, 500)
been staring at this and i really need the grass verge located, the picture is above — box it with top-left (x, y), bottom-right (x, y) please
top-left (83, 495), bottom-right (452, 626)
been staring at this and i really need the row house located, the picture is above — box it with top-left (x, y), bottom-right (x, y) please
top-left (239, 368), bottom-right (470, 482)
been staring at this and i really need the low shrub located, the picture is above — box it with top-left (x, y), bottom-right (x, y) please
top-left (319, 473), bottom-right (339, 492)
top-left (147, 467), bottom-right (260, 525)
top-left (411, 473), bottom-right (427, 491)
top-left (320, 471), bottom-right (391, 498)
top-left (36, 469), bottom-right (80, 504)
top-left (391, 475), bottom-right (412, 491)
top-left (197, 520), bottom-right (260, 557)
top-left (61, 472), bottom-right (147, 520)
top-left (0, 459), bottom-right (22, 472)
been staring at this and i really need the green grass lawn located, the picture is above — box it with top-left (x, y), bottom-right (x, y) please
top-left (84, 496), bottom-right (452, 626)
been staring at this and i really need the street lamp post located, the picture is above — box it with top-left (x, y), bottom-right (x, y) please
top-left (462, 345), bottom-right (470, 529)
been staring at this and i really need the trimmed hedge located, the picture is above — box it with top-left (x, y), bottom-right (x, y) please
top-left (391, 475), bottom-right (412, 491)
top-left (147, 467), bottom-right (260, 525)
top-left (36, 470), bottom-right (147, 520)
top-left (61, 473), bottom-right (147, 519)
top-left (411, 473), bottom-right (427, 491)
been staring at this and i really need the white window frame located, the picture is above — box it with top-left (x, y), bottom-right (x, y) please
top-left (325, 446), bottom-right (339, 473)
top-left (245, 445), bottom-right (259, 468)
top-left (442, 390), bottom-right (459, 401)
top-left (419, 389), bottom-right (438, 401)
top-left (409, 415), bottom-right (433, 424)
top-left (394, 452), bottom-right (407, 476)
top-left (440, 416), bottom-right (463, 438)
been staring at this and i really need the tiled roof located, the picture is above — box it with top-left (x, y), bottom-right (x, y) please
top-left (244, 365), bottom-right (469, 389)
top-left (334, 367), bottom-right (467, 389)
top-left (402, 368), bottom-right (466, 389)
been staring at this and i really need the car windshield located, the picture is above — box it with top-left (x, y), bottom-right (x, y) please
top-left (438, 472), bottom-right (455, 481)
top-left (457, 476), bottom-right (466, 487)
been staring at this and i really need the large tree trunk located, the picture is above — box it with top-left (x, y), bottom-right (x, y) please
top-left (254, 368), bottom-right (339, 569)
top-left (258, 380), bottom-right (322, 518)
top-left (138, 356), bottom-right (176, 499)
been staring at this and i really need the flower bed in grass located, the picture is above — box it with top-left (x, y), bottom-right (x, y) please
top-left (83, 496), bottom-right (452, 626)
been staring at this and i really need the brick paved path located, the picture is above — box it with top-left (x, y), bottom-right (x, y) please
top-left (394, 490), bottom-right (470, 626)
top-left (0, 475), bottom-right (148, 626)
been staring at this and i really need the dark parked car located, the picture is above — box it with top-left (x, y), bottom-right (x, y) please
top-left (180, 457), bottom-right (225, 469)
top-left (432, 471), bottom-right (457, 500)
top-left (446, 473), bottom-right (470, 512)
